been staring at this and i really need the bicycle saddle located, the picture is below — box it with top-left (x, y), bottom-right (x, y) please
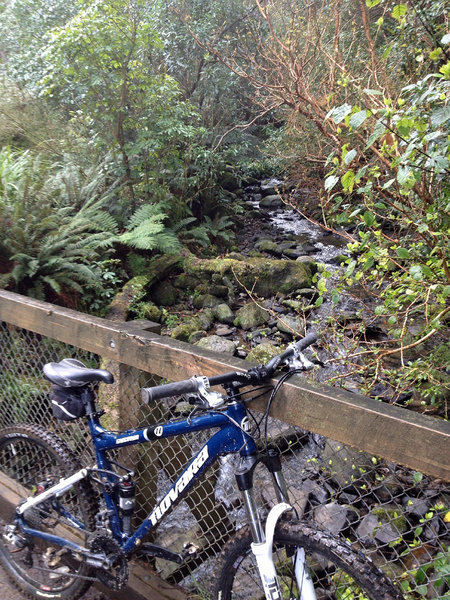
top-left (43, 358), bottom-right (114, 388)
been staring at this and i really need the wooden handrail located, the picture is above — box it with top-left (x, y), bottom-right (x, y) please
top-left (0, 289), bottom-right (448, 481)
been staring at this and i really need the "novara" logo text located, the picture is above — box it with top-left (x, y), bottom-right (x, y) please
top-left (148, 445), bottom-right (209, 526)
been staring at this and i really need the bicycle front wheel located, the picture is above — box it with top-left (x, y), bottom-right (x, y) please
top-left (0, 423), bottom-right (97, 600)
top-left (213, 520), bottom-right (404, 600)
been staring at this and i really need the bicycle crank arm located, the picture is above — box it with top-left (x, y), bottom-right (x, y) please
top-left (251, 502), bottom-right (317, 600)
top-left (135, 542), bottom-right (183, 564)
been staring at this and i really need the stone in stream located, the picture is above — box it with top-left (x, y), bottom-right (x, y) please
top-left (213, 303), bottom-right (235, 325)
top-left (195, 335), bottom-right (237, 355)
top-left (259, 195), bottom-right (284, 209)
top-left (234, 302), bottom-right (270, 330)
top-left (184, 254), bottom-right (314, 298)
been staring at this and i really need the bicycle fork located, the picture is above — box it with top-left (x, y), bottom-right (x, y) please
top-left (236, 451), bottom-right (317, 600)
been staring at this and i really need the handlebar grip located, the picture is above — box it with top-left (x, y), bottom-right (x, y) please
top-left (294, 332), bottom-right (318, 351)
top-left (141, 377), bottom-right (199, 403)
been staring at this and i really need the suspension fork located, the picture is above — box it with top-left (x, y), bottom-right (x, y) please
top-left (235, 450), bottom-right (316, 600)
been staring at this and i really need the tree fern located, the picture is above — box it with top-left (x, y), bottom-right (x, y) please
top-left (118, 203), bottom-right (181, 252)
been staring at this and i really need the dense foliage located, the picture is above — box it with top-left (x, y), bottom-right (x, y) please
top-left (0, 0), bottom-right (448, 411)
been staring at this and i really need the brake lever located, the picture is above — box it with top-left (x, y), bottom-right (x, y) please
top-left (287, 352), bottom-right (315, 371)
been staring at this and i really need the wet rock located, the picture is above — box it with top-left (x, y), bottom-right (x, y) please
top-left (295, 288), bottom-right (317, 300)
top-left (136, 302), bottom-right (162, 323)
top-left (234, 302), bottom-right (270, 330)
top-left (403, 496), bottom-right (430, 518)
top-left (255, 239), bottom-right (283, 257)
top-left (247, 328), bottom-right (272, 340)
top-left (214, 303), bottom-right (235, 325)
top-left (245, 342), bottom-right (281, 364)
top-left (295, 255), bottom-right (318, 275)
top-left (283, 247), bottom-right (305, 259)
top-left (371, 474), bottom-right (403, 503)
top-left (260, 195), bottom-right (283, 209)
top-left (171, 318), bottom-right (202, 342)
top-left (197, 309), bottom-right (215, 330)
top-left (220, 172), bottom-right (240, 192)
top-left (277, 315), bottom-right (305, 336)
top-left (321, 440), bottom-right (374, 489)
top-left (151, 281), bottom-right (178, 306)
top-left (193, 293), bottom-right (222, 309)
top-left (195, 335), bottom-right (237, 355)
top-left (314, 503), bottom-right (359, 535)
top-left (188, 330), bottom-right (206, 343)
top-left (215, 325), bottom-right (234, 336)
top-left (356, 505), bottom-right (408, 545)
top-left (301, 479), bottom-right (329, 505)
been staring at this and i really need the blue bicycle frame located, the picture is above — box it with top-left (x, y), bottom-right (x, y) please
top-left (16, 400), bottom-right (258, 558)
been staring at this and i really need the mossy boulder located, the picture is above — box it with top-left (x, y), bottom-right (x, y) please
top-left (234, 302), bottom-right (270, 330)
top-left (184, 254), bottom-right (313, 298)
top-left (151, 281), bottom-right (178, 306)
top-left (197, 309), bottom-right (215, 330)
top-left (137, 302), bottom-right (163, 323)
top-left (246, 342), bottom-right (282, 364)
top-left (255, 239), bottom-right (283, 257)
top-left (171, 318), bottom-right (202, 342)
top-left (193, 294), bottom-right (222, 309)
top-left (214, 303), bottom-right (235, 325)
top-left (195, 335), bottom-right (237, 355)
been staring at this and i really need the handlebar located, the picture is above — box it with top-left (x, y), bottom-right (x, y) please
top-left (141, 332), bottom-right (317, 404)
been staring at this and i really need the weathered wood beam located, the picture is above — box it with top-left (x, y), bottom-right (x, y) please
top-left (0, 290), bottom-right (449, 481)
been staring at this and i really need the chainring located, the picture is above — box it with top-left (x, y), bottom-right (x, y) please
top-left (88, 531), bottom-right (129, 590)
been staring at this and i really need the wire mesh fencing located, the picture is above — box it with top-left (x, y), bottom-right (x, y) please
top-left (0, 321), bottom-right (448, 599)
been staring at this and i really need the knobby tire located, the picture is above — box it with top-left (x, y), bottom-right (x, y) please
top-left (213, 520), bottom-right (404, 600)
top-left (0, 423), bottom-right (98, 600)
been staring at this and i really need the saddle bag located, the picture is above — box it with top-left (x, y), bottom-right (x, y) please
top-left (50, 385), bottom-right (86, 421)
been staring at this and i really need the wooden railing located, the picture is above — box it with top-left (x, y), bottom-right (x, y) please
top-left (0, 289), bottom-right (449, 600)
top-left (0, 290), bottom-right (448, 481)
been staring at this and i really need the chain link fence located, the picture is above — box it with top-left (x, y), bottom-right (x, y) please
top-left (0, 321), bottom-right (448, 598)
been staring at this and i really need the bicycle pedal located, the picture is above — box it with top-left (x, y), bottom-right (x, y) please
top-left (135, 543), bottom-right (183, 564)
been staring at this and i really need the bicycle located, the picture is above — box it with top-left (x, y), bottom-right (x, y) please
top-left (0, 332), bottom-right (404, 600)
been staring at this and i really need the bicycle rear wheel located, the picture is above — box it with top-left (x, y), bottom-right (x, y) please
top-left (213, 520), bottom-right (404, 600)
top-left (0, 423), bottom-right (97, 600)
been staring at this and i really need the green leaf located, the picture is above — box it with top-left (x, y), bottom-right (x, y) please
top-left (410, 265), bottom-right (423, 280)
top-left (397, 166), bottom-right (416, 189)
top-left (324, 175), bottom-right (339, 191)
top-left (392, 4), bottom-right (407, 20)
top-left (344, 149), bottom-right (357, 165)
top-left (331, 289), bottom-right (340, 304)
top-left (363, 88), bottom-right (382, 95)
top-left (396, 248), bottom-right (410, 259)
top-left (363, 211), bottom-right (376, 227)
top-left (365, 121), bottom-right (387, 149)
top-left (413, 471), bottom-right (423, 485)
top-left (341, 170), bottom-right (355, 193)
top-left (430, 106), bottom-right (450, 127)
top-left (349, 110), bottom-right (368, 130)
top-left (315, 296), bottom-right (324, 307)
top-left (366, 0), bottom-right (382, 6)
top-left (327, 103), bottom-right (352, 124)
